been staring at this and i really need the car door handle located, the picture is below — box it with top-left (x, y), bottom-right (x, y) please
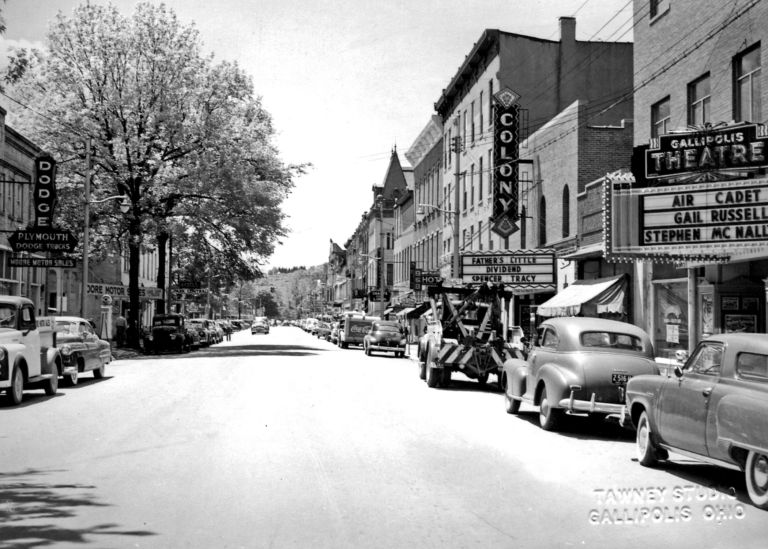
top-left (702, 387), bottom-right (712, 397)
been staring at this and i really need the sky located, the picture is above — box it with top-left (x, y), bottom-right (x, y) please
top-left (0, 0), bottom-right (634, 270)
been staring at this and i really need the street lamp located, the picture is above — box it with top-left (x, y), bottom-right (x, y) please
top-left (80, 185), bottom-right (130, 318)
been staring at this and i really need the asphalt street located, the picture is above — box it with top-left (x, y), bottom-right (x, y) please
top-left (1, 326), bottom-right (766, 548)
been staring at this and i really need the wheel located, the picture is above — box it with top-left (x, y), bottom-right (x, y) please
top-left (745, 451), bottom-right (768, 509)
top-left (93, 361), bottom-right (106, 379)
top-left (5, 366), bottom-right (23, 405)
top-left (440, 367), bottom-right (451, 387)
top-left (538, 385), bottom-right (563, 431)
top-left (44, 367), bottom-right (59, 396)
top-left (341, 341), bottom-right (348, 349)
top-left (418, 358), bottom-right (426, 380)
top-left (477, 373), bottom-right (489, 386)
top-left (636, 411), bottom-right (662, 466)
top-left (425, 345), bottom-right (441, 388)
top-left (62, 368), bottom-right (79, 387)
top-left (503, 377), bottom-right (520, 415)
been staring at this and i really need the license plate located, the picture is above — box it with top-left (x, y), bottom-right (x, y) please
top-left (611, 373), bottom-right (632, 385)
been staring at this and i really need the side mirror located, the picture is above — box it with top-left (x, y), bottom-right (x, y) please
top-left (673, 365), bottom-right (684, 378)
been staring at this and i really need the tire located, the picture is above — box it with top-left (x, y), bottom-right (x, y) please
top-left (425, 345), bottom-right (441, 388)
top-left (418, 358), bottom-right (426, 380)
top-left (364, 343), bottom-right (371, 356)
top-left (477, 373), bottom-right (489, 386)
top-left (5, 366), bottom-right (23, 406)
top-left (538, 385), bottom-right (563, 431)
top-left (93, 361), bottom-right (106, 379)
top-left (62, 368), bottom-right (79, 387)
top-left (636, 411), bottom-right (661, 467)
top-left (503, 377), bottom-right (521, 414)
top-left (745, 450), bottom-right (768, 509)
top-left (341, 341), bottom-right (348, 349)
top-left (44, 367), bottom-right (59, 396)
top-left (440, 367), bottom-right (451, 387)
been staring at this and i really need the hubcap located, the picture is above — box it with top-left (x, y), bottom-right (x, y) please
top-left (638, 422), bottom-right (649, 456)
top-left (753, 455), bottom-right (768, 493)
top-left (540, 397), bottom-right (549, 420)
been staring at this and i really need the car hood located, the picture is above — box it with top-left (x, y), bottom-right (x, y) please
top-left (56, 334), bottom-right (84, 344)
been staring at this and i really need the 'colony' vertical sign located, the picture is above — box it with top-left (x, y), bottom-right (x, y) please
top-left (34, 154), bottom-right (57, 228)
top-left (492, 87), bottom-right (521, 237)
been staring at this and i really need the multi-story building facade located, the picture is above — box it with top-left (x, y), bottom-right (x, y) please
top-left (434, 17), bottom-right (633, 282)
top-left (404, 116), bottom-right (443, 303)
top-left (625, 0), bottom-right (768, 357)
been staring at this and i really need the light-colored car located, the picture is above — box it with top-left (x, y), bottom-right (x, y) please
top-left (363, 320), bottom-right (406, 358)
top-left (54, 316), bottom-right (111, 385)
top-left (501, 317), bottom-right (658, 431)
top-left (627, 333), bottom-right (768, 509)
top-left (251, 319), bottom-right (269, 334)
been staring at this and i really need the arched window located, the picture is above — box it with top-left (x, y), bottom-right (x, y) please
top-left (539, 196), bottom-right (547, 248)
top-left (562, 185), bottom-right (570, 238)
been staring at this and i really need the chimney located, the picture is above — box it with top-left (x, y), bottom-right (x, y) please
top-left (559, 16), bottom-right (576, 43)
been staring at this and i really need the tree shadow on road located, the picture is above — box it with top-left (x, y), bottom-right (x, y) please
top-left (132, 343), bottom-right (331, 360)
top-left (0, 469), bottom-right (156, 548)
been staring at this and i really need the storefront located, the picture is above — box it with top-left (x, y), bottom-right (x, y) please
top-left (609, 122), bottom-right (768, 355)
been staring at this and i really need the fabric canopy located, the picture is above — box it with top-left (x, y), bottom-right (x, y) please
top-left (537, 275), bottom-right (627, 318)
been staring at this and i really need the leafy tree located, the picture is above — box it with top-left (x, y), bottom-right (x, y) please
top-left (7, 2), bottom-right (300, 344)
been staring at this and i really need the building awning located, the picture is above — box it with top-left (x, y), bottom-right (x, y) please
top-left (406, 301), bottom-right (431, 319)
top-left (537, 275), bottom-right (626, 318)
top-left (396, 307), bottom-right (415, 318)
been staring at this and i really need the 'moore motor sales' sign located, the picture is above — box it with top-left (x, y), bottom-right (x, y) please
top-left (461, 250), bottom-right (555, 292)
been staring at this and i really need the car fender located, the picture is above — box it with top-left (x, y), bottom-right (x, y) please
top-left (43, 346), bottom-right (62, 375)
top-left (502, 358), bottom-right (529, 397)
top-left (533, 363), bottom-right (582, 406)
top-left (626, 376), bottom-right (663, 429)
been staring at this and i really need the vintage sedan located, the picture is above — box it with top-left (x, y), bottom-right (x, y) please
top-left (627, 333), bottom-right (768, 509)
top-left (363, 320), bottom-right (406, 357)
top-left (501, 317), bottom-right (658, 431)
top-left (54, 316), bottom-right (111, 385)
top-left (251, 318), bottom-right (269, 335)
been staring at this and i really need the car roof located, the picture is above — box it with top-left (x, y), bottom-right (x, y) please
top-left (0, 296), bottom-right (33, 307)
top-left (702, 332), bottom-right (768, 349)
top-left (54, 316), bottom-right (89, 323)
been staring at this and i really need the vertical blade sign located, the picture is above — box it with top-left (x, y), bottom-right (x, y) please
top-left (34, 155), bottom-right (57, 228)
top-left (492, 87), bottom-right (521, 236)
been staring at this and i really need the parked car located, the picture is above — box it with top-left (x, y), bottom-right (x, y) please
top-left (627, 333), bottom-right (768, 509)
top-left (316, 321), bottom-right (332, 340)
top-left (501, 317), bottom-right (658, 431)
top-left (188, 318), bottom-right (217, 346)
top-left (230, 320), bottom-right (243, 331)
top-left (363, 320), bottom-right (407, 357)
top-left (251, 319), bottom-right (269, 335)
top-left (54, 316), bottom-right (112, 385)
top-left (144, 314), bottom-right (194, 354)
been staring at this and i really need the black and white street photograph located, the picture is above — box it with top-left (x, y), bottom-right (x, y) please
top-left (1, 1), bottom-right (768, 547)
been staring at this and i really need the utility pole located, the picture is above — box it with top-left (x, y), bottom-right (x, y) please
top-left (452, 123), bottom-right (461, 281)
top-left (80, 137), bottom-right (92, 318)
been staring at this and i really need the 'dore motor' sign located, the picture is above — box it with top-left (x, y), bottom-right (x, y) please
top-left (461, 250), bottom-right (555, 292)
top-left (644, 122), bottom-right (768, 180)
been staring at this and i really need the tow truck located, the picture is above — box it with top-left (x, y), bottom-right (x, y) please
top-left (419, 283), bottom-right (517, 388)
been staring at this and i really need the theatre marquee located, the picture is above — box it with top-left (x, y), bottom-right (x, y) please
top-left (461, 250), bottom-right (555, 292)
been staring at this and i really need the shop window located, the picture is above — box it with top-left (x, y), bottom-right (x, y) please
top-left (734, 43), bottom-right (761, 123)
top-left (651, 96), bottom-right (670, 139)
top-left (654, 281), bottom-right (688, 359)
top-left (688, 73), bottom-right (710, 126)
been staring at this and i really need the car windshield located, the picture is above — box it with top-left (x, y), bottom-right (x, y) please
top-left (54, 321), bottom-right (79, 334)
top-left (154, 317), bottom-right (180, 327)
top-left (0, 304), bottom-right (16, 328)
top-left (580, 331), bottom-right (643, 351)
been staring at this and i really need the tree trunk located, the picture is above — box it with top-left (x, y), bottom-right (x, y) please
top-left (156, 230), bottom-right (168, 315)
top-left (127, 218), bottom-right (143, 348)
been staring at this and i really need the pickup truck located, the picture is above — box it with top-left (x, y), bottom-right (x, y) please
top-left (0, 296), bottom-right (62, 405)
top-left (627, 333), bottom-right (768, 509)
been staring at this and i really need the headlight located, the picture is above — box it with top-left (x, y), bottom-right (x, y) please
top-left (0, 347), bottom-right (6, 361)
top-left (60, 344), bottom-right (72, 356)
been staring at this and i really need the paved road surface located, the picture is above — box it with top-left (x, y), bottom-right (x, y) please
top-left (1, 326), bottom-right (765, 548)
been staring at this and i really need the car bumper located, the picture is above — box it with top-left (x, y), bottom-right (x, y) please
top-left (61, 365), bottom-right (78, 376)
top-left (558, 391), bottom-right (628, 422)
top-left (368, 344), bottom-right (405, 352)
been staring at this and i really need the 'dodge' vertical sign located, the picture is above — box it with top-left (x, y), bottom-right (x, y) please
top-left (34, 154), bottom-right (57, 228)
top-left (492, 87), bottom-right (521, 237)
